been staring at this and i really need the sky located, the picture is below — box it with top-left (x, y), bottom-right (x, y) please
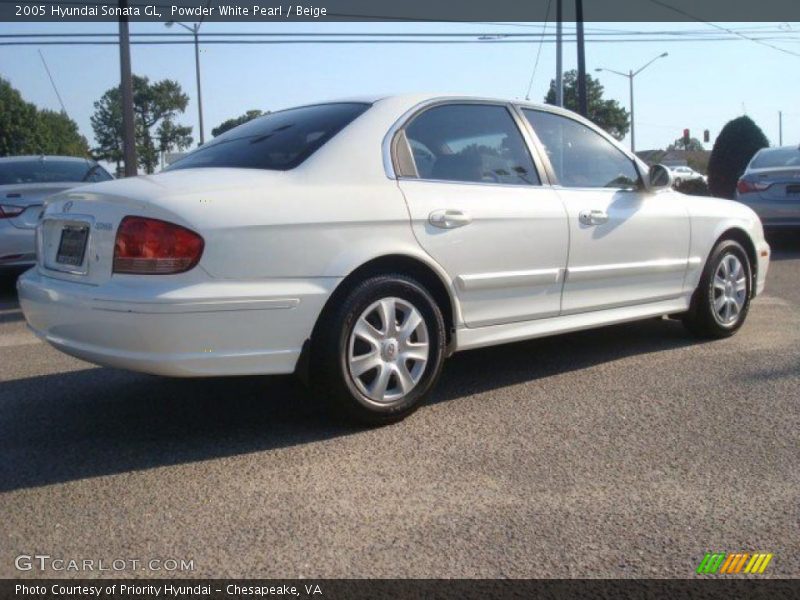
top-left (1, 20), bottom-right (799, 159)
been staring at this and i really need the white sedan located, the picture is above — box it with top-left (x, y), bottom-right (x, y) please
top-left (18, 95), bottom-right (770, 424)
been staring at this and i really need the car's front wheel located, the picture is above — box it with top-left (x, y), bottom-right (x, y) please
top-left (683, 239), bottom-right (752, 338)
top-left (312, 274), bottom-right (446, 424)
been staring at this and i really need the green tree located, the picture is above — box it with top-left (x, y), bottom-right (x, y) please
top-left (36, 109), bottom-right (90, 156)
top-left (91, 75), bottom-right (193, 174)
top-left (0, 77), bottom-right (88, 157)
top-left (211, 109), bottom-right (266, 137)
top-left (707, 116), bottom-right (769, 199)
top-left (545, 70), bottom-right (630, 140)
top-left (668, 136), bottom-right (705, 152)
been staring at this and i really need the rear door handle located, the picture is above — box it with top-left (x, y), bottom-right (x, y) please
top-left (578, 209), bottom-right (609, 226)
top-left (429, 209), bottom-right (472, 229)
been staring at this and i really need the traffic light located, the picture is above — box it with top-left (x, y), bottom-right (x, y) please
top-left (703, 129), bottom-right (710, 143)
top-left (683, 129), bottom-right (690, 146)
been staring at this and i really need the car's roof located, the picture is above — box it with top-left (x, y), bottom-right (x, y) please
top-left (299, 93), bottom-right (556, 113)
top-left (0, 155), bottom-right (95, 163)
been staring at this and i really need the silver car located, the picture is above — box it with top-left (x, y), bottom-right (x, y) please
top-left (0, 155), bottom-right (113, 269)
top-left (736, 146), bottom-right (800, 228)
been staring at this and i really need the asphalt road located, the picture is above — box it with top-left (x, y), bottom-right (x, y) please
top-left (1, 233), bottom-right (798, 579)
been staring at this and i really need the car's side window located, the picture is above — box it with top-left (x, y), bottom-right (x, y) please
top-left (403, 104), bottom-right (540, 185)
top-left (522, 109), bottom-right (641, 189)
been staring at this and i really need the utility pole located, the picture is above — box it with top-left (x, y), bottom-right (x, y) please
top-left (118, 0), bottom-right (137, 177)
top-left (575, 0), bottom-right (587, 116)
top-left (779, 111), bottom-right (783, 146)
top-left (555, 0), bottom-right (563, 107)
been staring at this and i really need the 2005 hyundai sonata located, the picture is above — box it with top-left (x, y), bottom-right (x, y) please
top-left (18, 95), bottom-right (770, 423)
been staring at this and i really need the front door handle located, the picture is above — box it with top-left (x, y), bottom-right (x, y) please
top-left (578, 209), bottom-right (609, 226)
top-left (429, 209), bottom-right (472, 229)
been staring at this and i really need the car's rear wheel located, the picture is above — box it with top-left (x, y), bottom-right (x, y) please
top-left (682, 239), bottom-right (752, 338)
top-left (312, 274), bottom-right (446, 424)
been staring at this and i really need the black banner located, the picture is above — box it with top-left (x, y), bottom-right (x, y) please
top-left (3, 579), bottom-right (800, 600)
top-left (2, 0), bottom-right (800, 22)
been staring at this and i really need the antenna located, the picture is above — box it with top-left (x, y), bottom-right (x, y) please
top-left (38, 49), bottom-right (68, 115)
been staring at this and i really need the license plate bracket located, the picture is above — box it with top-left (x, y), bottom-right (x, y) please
top-left (56, 225), bottom-right (89, 267)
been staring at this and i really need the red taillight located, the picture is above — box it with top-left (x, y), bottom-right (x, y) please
top-left (736, 179), bottom-right (769, 194)
top-left (113, 216), bottom-right (204, 275)
top-left (0, 204), bottom-right (24, 219)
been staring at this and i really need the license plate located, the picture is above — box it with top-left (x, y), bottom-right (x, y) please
top-left (56, 225), bottom-right (89, 266)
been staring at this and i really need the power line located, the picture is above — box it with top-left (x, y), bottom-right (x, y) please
top-left (5, 36), bottom-right (800, 46)
top-left (524, 0), bottom-right (553, 100)
top-left (647, 0), bottom-right (800, 58)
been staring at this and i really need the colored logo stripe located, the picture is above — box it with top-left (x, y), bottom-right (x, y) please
top-left (696, 552), bottom-right (773, 574)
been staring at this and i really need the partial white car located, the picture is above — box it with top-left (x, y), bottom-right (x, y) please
top-left (669, 165), bottom-right (706, 186)
top-left (18, 95), bottom-right (770, 423)
top-left (0, 155), bottom-right (112, 270)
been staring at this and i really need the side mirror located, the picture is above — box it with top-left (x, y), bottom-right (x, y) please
top-left (648, 164), bottom-right (674, 190)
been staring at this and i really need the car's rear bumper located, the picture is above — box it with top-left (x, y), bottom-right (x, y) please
top-left (17, 269), bottom-right (339, 377)
top-left (0, 220), bottom-right (36, 267)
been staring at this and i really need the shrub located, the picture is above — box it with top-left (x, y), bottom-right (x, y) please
top-left (707, 116), bottom-right (769, 199)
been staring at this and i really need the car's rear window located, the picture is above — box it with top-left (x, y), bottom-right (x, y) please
top-left (165, 102), bottom-right (370, 172)
top-left (0, 159), bottom-right (111, 185)
top-left (750, 147), bottom-right (800, 169)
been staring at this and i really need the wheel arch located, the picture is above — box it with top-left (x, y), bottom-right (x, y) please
top-left (714, 226), bottom-right (758, 297)
top-left (296, 254), bottom-right (459, 382)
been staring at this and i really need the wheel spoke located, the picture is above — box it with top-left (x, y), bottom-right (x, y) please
top-left (350, 350), bottom-right (381, 377)
top-left (398, 309), bottom-right (422, 343)
top-left (353, 318), bottom-right (382, 347)
top-left (723, 298), bottom-right (732, 322)
top-left (370, 363), bottom-right (393, 400)
top-left (719, 258), bottom-right (729, 278)
top-left (735, 277), bottom-right (747, 293)
top-left (714, 294), bottom-right (726, 313)
top-left (729, 257), bottom-right (741, 280)
top-left (729, 300), bottom-right (740, 316)
top-left (401, 344), bottom-right (429, 362)
top-left (713, 275), bottom-right (727, 291)
top-left (377, 298), bottom-right (396, 336)
top-left (394, 363), bottom-right (415, 394)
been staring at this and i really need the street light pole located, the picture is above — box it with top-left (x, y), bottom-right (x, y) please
top-left (629, 70), bottom-right (634, 153)
top-left (166, 10), bottom-right (208, 146)
top-left (596, 52), bottom-right (668, 153)
top-left (193, 28), bottom-right (204, 145)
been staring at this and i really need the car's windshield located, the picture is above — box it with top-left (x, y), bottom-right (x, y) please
top-left (166, 102), bottom-right (370, 172)
top-left (750, 147), bottom-right (800, 169)
top-left (0, 159), bottom-right (110, 185)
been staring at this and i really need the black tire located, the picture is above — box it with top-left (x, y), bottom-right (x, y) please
top-left (311, 274), bottom-right (446, 425)
top-left (682, 239), bottom-right (752, 339)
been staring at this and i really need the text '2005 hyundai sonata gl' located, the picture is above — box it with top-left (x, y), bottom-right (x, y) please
top-left (18, 94), bottom-right (770, 424)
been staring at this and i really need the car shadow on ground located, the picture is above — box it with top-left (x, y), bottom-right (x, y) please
top-left (765, 229), bottom-right (800, 261)
top-left (1, 316), bottom-right (704, 493)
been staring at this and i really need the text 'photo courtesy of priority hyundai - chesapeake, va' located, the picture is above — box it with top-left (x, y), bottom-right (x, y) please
top-left (0, 1), bottom-right (798, 598)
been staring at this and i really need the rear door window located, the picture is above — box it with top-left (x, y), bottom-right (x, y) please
top-left (403, 104), bottom-right (540, 185)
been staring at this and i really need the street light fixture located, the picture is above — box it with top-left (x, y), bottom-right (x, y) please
top-left (165, 5), bottom-right (210, 146)
top-left (596, 52), bottom-right (668, 153)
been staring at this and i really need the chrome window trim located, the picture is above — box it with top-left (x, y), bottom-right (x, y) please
top-left (382, 97), bottom-right (547, 188)
top-left (513, 102), bottom-right (650, 191)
